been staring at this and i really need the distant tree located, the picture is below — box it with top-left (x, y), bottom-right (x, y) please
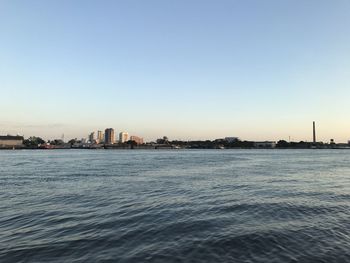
top-left (68, 139), bottom-right (77, 145)
top-left (156, 136), bottom-right (169, 144)
top-left (23, 136), bottom-right (46, 148)
top-left (156, 138), bottom-right (167, 144)
top-left (277, 140), bottom-right (289, 148)
top-left (126, 140), bottom-right (138, 148)
top-left (36, 137), bottom-right (45, 145)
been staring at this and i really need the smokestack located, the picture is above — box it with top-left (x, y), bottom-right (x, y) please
top-left (313, 121), bottom-right (316, 144)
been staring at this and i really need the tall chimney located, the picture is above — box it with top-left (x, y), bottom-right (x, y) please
top-left (313, 121), bottom-right (316, 144)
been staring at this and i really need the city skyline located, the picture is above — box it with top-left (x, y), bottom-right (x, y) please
top-left (1, 1), bottom-right (350, 142)
top-left (0, 121), bottom-right (345, 145)
top-left (1, 120), bottom-right (349, 144)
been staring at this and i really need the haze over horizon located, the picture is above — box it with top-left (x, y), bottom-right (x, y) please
top-left (1, 0), bottom-right (350, 142)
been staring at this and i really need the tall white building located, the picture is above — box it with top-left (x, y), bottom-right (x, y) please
top-left (119, 132), bottom-right (129, 143)
top-left (97, 130), bottom-right (103, 143)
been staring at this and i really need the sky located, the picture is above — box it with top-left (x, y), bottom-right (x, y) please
top-left (1, 0), bottom-right (350, 142)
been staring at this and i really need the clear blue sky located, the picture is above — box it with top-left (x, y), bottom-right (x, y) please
top-left (1, 0), bottom-right (350, 142)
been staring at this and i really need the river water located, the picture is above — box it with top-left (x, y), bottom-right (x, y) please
top-left (1, 149), bottom-right (350, 262)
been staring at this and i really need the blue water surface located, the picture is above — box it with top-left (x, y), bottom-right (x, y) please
top-left (1, 149), bottom-right (350, 262)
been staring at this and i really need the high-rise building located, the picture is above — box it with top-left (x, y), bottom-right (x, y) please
top-left (119, 132), bottom-right (129, 143)
top-left (130, 135), bottom-right (144, 145)
top-left (313, 121), bottom-right (316, 144)
top-left (105, 128), bottom-right (115, 144)
top-left (88, 132), bottom-right (95, 143)
top-left (97, 130), bottom-right (103, 143)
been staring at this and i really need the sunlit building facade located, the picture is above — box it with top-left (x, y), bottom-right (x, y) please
top-left (119, 132), bottom-right (129, 143)
top-left (130, 135), bottom-right (144, 145)
top-left (97, 130), bottom-right (103, 143)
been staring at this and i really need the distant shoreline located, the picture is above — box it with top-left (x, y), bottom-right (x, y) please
top-left (2, 147), bottom-right (350, 151)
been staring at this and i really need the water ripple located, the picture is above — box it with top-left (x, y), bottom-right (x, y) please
top-left (1, 149), bottom-right (350, 262)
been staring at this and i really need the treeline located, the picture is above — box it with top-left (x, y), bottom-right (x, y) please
top-left (23, 137), bottom-right (45, 148)
top-left (22, 136), bottom-right (329, 149)
top-left (164, 139), bottom-right (324, 149)
top-left (169, 139), bottom-right (255, 149)
top-left (276, 140), bottom-right (323, 148)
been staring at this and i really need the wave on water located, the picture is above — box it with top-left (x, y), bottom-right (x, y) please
top-left (1, 149), bottom-right (350, 262)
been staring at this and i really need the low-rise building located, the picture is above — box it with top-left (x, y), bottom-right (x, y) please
top-left (0, 135), bottom-right (24, 148)
top-left (130, 135), bottom-right (144, 145)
